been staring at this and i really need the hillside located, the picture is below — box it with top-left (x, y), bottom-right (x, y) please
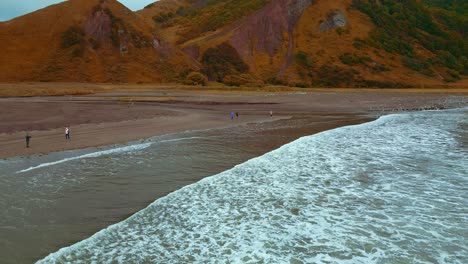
top-left (137, 0), bottom-right (467, 87)
top-left (0, 0), bottom-right (192, 82)
top-left (0, 0), bottom-right (466, 87)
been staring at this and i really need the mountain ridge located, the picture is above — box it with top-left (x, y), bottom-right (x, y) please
top-left (0, 0), bottom-right (466, 87)
top-left (0, 0), bottom-right (192, 83)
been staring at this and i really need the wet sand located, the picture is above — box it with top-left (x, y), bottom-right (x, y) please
top-left (1, 87), bottom-right (466, 159)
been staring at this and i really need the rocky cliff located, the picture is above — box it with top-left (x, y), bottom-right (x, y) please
top-left (0, 0), bottom-right (192, 82)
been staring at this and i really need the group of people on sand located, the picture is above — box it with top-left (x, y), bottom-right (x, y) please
top-left (24, 110), bottom-right (275, 148)
top-left (25, 126), bottom-right (70, 148)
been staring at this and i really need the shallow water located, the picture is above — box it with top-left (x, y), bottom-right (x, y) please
top-left (0, 114), bottom-right (363, 263)
top-left (33, 108), bottom-right (468, 263)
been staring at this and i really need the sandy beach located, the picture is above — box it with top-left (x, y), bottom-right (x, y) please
top-left (0, 84), bottom-right (467, 263)
top-left (1, 84), bottom-right (467, 159)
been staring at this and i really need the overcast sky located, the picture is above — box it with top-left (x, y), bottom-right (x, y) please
top-left (0, 0), bottom-right (156, 21)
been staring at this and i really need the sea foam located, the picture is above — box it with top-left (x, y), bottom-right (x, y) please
top-left (17, 136), bottom-right (205, 173)
top-left (17, 143), bottom-right (152, 173)
top-left (38, 109), bottom-right (468, 263)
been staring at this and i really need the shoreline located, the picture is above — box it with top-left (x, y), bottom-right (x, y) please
top-left (14, 115), bottom-right (371, 175)
top-left (2, 111), bottom-right (373, 264)
top-left (0, 112), bottom-right (290, 160)
top-left (33, 108), bottom-right (468, 264)
top-left (0, 88), bottom-right (467, 159)
top-left (1, 88), bottom-right (466, 264)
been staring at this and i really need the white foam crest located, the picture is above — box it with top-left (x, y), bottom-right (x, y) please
top-left (159, 136), bottom-right (205, 143)
top-left (17, 136), bottom-right (205, 174)
top-left (17, 143), bottom-right (152, 174)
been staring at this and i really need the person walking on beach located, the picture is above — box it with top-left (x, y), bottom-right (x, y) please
top-left (230, 112), bottom-right (234, 120)
top-left (236, 112), bottom-right (239, 118)
top-left (270, 110), bottom-right (273, 118)
top-left (65, 126), bottom-right (70, 140)
top-left (25, 132), bottom-right (32, 148)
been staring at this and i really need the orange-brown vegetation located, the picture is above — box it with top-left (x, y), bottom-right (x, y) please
top-left (1, 82), bottom-right (466, 99)
top-left (183, 71), bottom-right (208, 86)
top-left (0, 83), bottom-right (97, 97)
top-left (0, 0), bottom-right (466, 88)
top-left (0, 0), bottom-right (193, 83)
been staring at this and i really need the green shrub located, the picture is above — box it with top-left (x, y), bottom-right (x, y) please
top-left (339, 52), bottom-right (371, 66)
top-left (223, 74), bottom-right (261, 87)
top-left (89, 37), bottom-right (100, 49)
top-left (402, 56), bottom-right (434, 76)
top-left (103, 8), bottom-right (124, 47)
top-left (192, 0), bottom-right (270, 31)
top-left (352, 0), bottom-right (467, 74)
top-left (434, 50), bottom-right (460, 70)
top-left (71, 47), bottom-right (83, 57)
top-left (266, 77), bottom-right (287, 86)
top-left (336, 27), bottom-right (350, 35)
top-left (314, 65), bottom-right (357, 87)
top-left (178, 0), bottom-right (271, 43)
top-left (293, 82), bottom-right (309, 88)
top-left (295, 51), bottom-right (314, 68)
top-left (183, 72), bottom-right (208, 86)
top-left (202, 42), bottom-right (248, 82)
top-left (357, 80), bottom-right (410, 88)
top-left (61, 26), bottom-right (84, 48)
top-left (370, 62), bottom-right (390, 73)
top-left (443, 69), bottom-right (461, 82)
top-left (458, 56), bottom-right (468, 75)
top-left (424, 0), bottom-right (468, 16)
top-left (353, 38), bottom-right (367, 49)
top-left (129, 31), bottom-right (149, 48)
top-left (153, 12), bottom-right (175, 24)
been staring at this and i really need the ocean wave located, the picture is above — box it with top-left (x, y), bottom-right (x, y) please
top-left (38, 109), bottom-right (468, 263)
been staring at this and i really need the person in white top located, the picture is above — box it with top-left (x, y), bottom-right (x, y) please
top-left (65, 127), bottom-right (70, 140)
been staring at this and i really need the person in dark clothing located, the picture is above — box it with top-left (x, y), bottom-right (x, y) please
top-left (25, 132), bottom-right (31, 148)
top-left (65, 127), bottom-right (70, 140)
top-left (236, 112), bottom-right (239, 118)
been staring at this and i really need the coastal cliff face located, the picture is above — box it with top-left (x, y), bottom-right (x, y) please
top-left (0, 0), bottom-right (466, 87)
top-left (229, 0), bottom-right (313, 78)
top-left (0, 0), bottom-right (191, 83)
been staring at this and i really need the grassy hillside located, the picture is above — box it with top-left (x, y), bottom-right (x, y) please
top-left (1, 0), bottom-right (466, 87)
top-left (138, 0), bottom-right (466, 87)
top-left (0, 0), bottom-right (193, 83)
top-left (140, 0), bottom-right (273, 44)
top-left (352, 0), bottom-right (467, 82)
top-left (175, 0), bottom-right (272, 43)
top-left (424, 0), bottom-right (468, 16)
